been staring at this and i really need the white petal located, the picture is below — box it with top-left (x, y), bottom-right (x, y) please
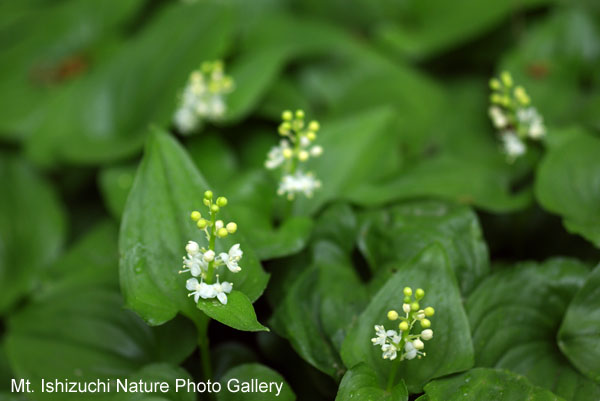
top-left (217, 292), bottom-right (228, 305)
top-left (186, 278), bottom-right (199, 291)
top-left (221, 281), bottom-right (233, 293)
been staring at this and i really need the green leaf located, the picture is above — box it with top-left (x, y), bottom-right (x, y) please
top-left (197, 291), bottom-right (268, 332)
top-left (335, 363), bottom-right (408, 401)
top-left (424, 368), bottom-right (564, 401)
top-left (341, 244), bottom-right (474, 393)
top-left (114, 363), bottom-right (195, 401)
top-left (26, 2), bottom-right (232, 165)
top-left (0, 155), bottom-right (67, 315)
top-left (535, 132), bottom-right (600, 247)
top-left (216, 363), bottom-right (295, 401)
top-left (37, 220), bottom-right (119, 298)
top-left (293, 107), bottom-right (396, 215)
top-left (119, 128), bottom-right (269, 326)
top-left (5, 287), bottom-right (196, 401)
top-left (98, 163), bottom-right (137, 219)
top-left (558, 263), bottom-right (600, 382)
top-left (358, 200), bottom-right (489, 296)
top-left (467, 259), bottom-right (600, 400)
top-left (271, 244), bottom-right (367, 379)
top-left (212, 343), bottom-right (258, 380)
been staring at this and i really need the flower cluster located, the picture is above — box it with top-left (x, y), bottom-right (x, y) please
top-left (265, 109), bottom-right (323, 200)
top-left (179, 190), bottom-right (241, 305)
top-left (371, 287), bottom-right (434, 361)
top-left (488, 71), bottom-right (546, 162)
top-left (173, 61), bottom-right (234, 134)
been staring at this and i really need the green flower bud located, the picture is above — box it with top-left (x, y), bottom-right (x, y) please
top-left (421, 318), bottom-right (431, 328)
top-left (308, 121), bottom-right (320, 131)
top-left (282, 110), bottom-right (293, 121)
top-left (501, 71), bottom-right (513, 87)
top-left (403, 287), bottom-right (412, 297)
top-left (197, 219), bottom-right (208, 229)
top-left (410, 302), bottom-right (420, 311)
top-left (211, 204), bottom-right (220, 213)
top-left (217, 227), bottom-right (228, 238)
top-left (404, 296), bottom-right (411, 303)
top-left (226, 222), bottom-right (237, 234)
top-left (203, 198), bottom-right (210, 206)
top-left (190, 211), bottom-right (201, 221)
top-left (216, 197), bottom-right (228, 207)
top-left (415, 288), bottom-right (425, 300)
top-left (387, 310), bottom-right (399, 321)
top-left (204, 190), bottom-right (213, 200)
top-left (399, 321), bottom-right (409, 331)
top-left (295, 109), bottom-right (305, 119)
top-left (424, 307), bottom-right (435, 317)
top-left (489, 78), bottom-right (501, 90)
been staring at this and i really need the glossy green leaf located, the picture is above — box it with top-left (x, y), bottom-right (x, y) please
top-left (535, 133), bottom-right (600, 247)
top-left (271, 242), bottom-right (367, 379)
top-left (26, 2), bottom-right (232, 164)
top-left (0, 156), bottom-right (66, 315)
top-left (5, 287), bottom-right (196, 401)
top-left (467, 259), bottom-right (600, 400)
top-left (424, 368), bottom-right (564, 401)
top-left (212, 342), bottom-right (258, 380)
top-left (559, 263), bottom-right (600, 382)
top-left (197, 291), bottom-right (268, 332)
top-left (335, 363), bottom-right (408, 401)
top-left (119, 129), bottom-right (269, 326)
top-left (114, 363), bottom-right (195, 401)
top-left (341, 244), bottom-right (474, 393)
top-left (358, 200), bottom-right (489, 296)
top-left (216, 363), bottom-right (295, 401)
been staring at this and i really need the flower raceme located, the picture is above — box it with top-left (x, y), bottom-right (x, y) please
top-left (265, 109), bottom-right (323, 200)
top-left (173, 60), bottom-right (234, 134)
top-left (371, 287), bottom-right (435, 361)
top-left (179, 190), bottom-right (241, 305)
top-left (488, 71), bottom-right (546, 162)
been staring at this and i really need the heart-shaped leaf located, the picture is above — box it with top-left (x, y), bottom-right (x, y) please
top-left (335, 363), bottom-right (408, 401)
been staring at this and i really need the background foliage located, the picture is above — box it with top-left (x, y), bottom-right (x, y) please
top-left (1, 0), bottom-right (599, 400)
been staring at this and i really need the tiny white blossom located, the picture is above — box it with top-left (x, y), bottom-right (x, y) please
top-left (402, 303), bottom-right (411, 314)
top-left (215, 220), bottom-right (224, 230)
top-left (265, 140), bottom-right (291, 170)
top-left (413, 338), bottom-right (425, 350)
top-left (404, 342), bottom-right (417, 360)
top-left (310, 145), bottom-right (323, 157)
top-left (219, 244), bottom-right (242, 273)
top-left (502, 132), bottom-right (526, 160)
top-left (182, 252), bottom-right (207, 277)
top-left (382, 343), bottom-right (398, 360)
top-left (278, 171), bottom-right (321, 199)
top-left (186, 278), bottom-right (216, 303)
top-left (371, 325), bottom-right (388, 346)
top-left (186, 241), bottom-right (200, 255)
top-left (517, 107), bottom-right (545, 140)
top-left (421, 329), bottom-right (433, 340)
top-left (174, 107), bottom-right (198, 134)
top-left (212, 278), bottom-right (233, 305)
top-left (488, 106), bottom-right (508, 129)
top-left (203, 250), bottom-right (215, 263)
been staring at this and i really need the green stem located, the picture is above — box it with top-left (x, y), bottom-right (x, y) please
top-left (387, 361), bottom-right (398, 392)
top-left (206, 207), bottom-right (217, 283)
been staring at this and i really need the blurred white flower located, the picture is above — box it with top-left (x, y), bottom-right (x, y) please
top-left (502, 132), bottom-right (526, 160)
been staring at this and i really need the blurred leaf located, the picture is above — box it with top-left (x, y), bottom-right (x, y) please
top-left (98, 163), bottom-right (137, 219)
top-left (311, 203), bottom-right (358, 254)
top-left (335, 363), bottom-right (408, 401)
top-left (0, 0), bottom-right (145, 139)
top-left (114, 363), bottom-right (195, 401)
top-left (467, 258), bottom-right (600, 400)
top-left (423, 368), bottom-right (564, 401)
top-left (358, 200), bottom-right (489, 296)
top-left (341, 244), bottom-right (474, 393)
top-left (212, 342), bottom-right (258, 380)
top-left (216, 363), bottom-right (295, 401)
top-left (0, 155), bottom-right (66, 315)
top-left (119, 129), bottom-right (269, 327)
top-left (5, 287), bottom-right (196, 401)
top-left (26, 2), bottom-right (232, 165)
top-left (38, 220), bottom-right (118, 297)
top-left (535, 132), bottom-right (600, 247)
top-left (558, 263), bottom-right (600, 383)
top-left (197, 291), bottom-right (268, 332)
top-left (271, 242), bottom-right (367, 379)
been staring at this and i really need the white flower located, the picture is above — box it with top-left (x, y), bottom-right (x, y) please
top-left (402, 303), bottom-right (411, 314)
top-left (219, 244), bottom-right (242, 273)
top-left (277, 171), bottom-right (321, 199)
top-left (404, 342), bottom-right (417, 360)
top-left (517, 107), bottom-right (545, 139)
top-left (182, 252), bottom-right (207, 277)
top-left (488, 106), bottom-right (508, 129)
top-left (413, 339), bottom-right (425, 350)
top-left (310, 145), bottom-right (323, 157)
top-left (265, 140), bottom-right (290, 169)
top-left (212, 278), bottom-right (233, 305)
top-left (502, 132), bottom-right (526, 160)
top-left (529, 120), bottom-right (545, 139)
top-left (186, 278), bottom-right (216, 303)
top-left (185, 241), bottom-right (200, 255)
top-left (174, 107), bottom-right (198, 134)
top-left (382, 343), bottom-right (398, 360)
top-left (421, 329), bottom-right (433, 340)
top-left (371, 325), bottom-right (388, 346)
top-left (203, 250), bottom-right (215, 263)
top-left (215, 220), bottom-right (224, 230)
